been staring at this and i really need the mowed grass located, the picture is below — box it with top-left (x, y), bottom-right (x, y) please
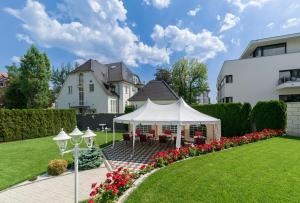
top-left (0, 132), bottom-right (122, 191)
top-left (126, 136), bottom-right (300, 203)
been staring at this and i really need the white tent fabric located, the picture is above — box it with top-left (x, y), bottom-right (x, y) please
top-left (114, 98), bottom-right (220, 125)
top-left (112, 98), bottom-right (221, 152)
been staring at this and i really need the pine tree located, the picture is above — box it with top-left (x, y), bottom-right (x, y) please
top-left (78, 147), bottom-right (102, 171)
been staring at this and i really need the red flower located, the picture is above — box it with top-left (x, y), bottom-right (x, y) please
top-left (88, 199), bottom-right (94, 203)
top-left (91, 182), bottom-right (97, 189)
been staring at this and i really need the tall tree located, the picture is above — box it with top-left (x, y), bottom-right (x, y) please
top-left (171, 58), bottom-right (208, 104)
top-left (5, 45), bottom-right (51, 109)
top-left (154, 67), bottom-right (172, 84)
top-left (51, 62), bottom-right (74, 97)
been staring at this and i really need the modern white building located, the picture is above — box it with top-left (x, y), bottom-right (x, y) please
top-left (217, 33), bottom-right (300, 106)
top-left (56, 59), bottom-right (142, 114)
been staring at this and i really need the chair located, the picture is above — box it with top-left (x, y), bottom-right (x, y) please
top-left (135, 128), bottom-right (141, 137)
top-left (139, 134), bottom-right (147, 144)
top-left (147, 129), bottom-right (155, 143)
top-left (159, 135), bottom-right (167, 145)
top-left (164, 130), bottom-right (172, 136)
top-left (195, 131), bottom-right (203, 137)
top-left (148, 129), bottom-right (155, 138)
top-left (123, 133), bottom-right (131, 144)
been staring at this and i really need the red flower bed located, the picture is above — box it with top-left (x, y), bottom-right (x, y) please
top-left (89, 128), bottom-right (284, 202)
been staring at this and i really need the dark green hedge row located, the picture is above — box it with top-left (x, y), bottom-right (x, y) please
top-left (251, 100), bottom-right (287, 131)
top-left (192, 100), bottom-right (286, 137)
top-left (192, 103), bottom-right (252, 137)
top-left (124, 105), bottom-right (135, 114)
top-left (0, 109), bottom-right (76, 142)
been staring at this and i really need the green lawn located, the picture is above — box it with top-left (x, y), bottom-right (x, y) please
top-left (0, 132), bottom-right (122, 191)
top-left (126, 136), bottom-right (300, 203)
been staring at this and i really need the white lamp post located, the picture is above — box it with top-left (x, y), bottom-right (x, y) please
top-left (53, 126), bottom-right (96, 203)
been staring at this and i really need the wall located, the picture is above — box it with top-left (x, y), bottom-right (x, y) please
top-left (287, 102), bottom-right (300, 136)
top-left (218, 52), bottom-right (300, 106)
top-left (117, 82), bottom-right (137, 113)
top-left (56, 71), bottom-right (111, 113)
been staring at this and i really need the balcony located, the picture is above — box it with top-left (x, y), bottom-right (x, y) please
top-left (277, 77), bottom-right (300, 90)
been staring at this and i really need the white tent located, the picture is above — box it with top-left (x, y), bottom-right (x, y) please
top-left (112, 98), bottom-right (221, 153)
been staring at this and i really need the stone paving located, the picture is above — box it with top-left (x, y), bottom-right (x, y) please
top-left (0, 163), bottom-right (108, 203)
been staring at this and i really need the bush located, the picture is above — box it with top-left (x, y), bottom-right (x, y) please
top-left (78, 147), bottom-right (102, 171)
top-left (47, 159), bottom-right (68, 176)
top-left (124, 105), bottom-right (135, 114)
top-left (192, 103), bottom-right (252, 137)
top-left (0, 109), bottom-right (76, 142)
top-left (251, 100), bottom-right (287, 131)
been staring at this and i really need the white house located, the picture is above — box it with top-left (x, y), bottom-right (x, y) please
top-left (56, 59), bottom-right (142, 114)
top-left (217, 33), bottom-right (300, 106)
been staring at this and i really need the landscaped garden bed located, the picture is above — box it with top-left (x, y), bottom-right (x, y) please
top-left (87, 129), bottom-right (284, 203)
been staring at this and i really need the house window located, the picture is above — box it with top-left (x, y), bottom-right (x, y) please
top-left (79, 87), bottom-right (84, 105)
top-left (79, 73), bottom-right (84, 84)
top-left (137, 125), bottom-right (151, 134)
top-left (279, 94), bottom-right (300, 102)
top-left (225, 75), bottom-right (233, 83)
top-left (89, 84), bottom-right (94, 92)
top-left (162, 125), bottom-right (177, 133)
top-left (125, 86), bottom-right (129, 94)
top-left (253, 43), bottom-right (286, 57)
top-left (110, 99), bottom-right (117, 113)
top-left (68, 86), bottom-right (72, 94)
top-left (225, 97), bottom-right (233, 103)
top-left (0, 81), bottom-right (4, 87)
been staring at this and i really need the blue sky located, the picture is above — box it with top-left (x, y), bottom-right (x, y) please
top-left (1, 0), bottom-right (300, 102)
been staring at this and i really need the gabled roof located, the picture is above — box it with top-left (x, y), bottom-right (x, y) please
top-left (0, 72), bottom-right (8, 79)
top-left (128, 80), bottom-right (179, 102)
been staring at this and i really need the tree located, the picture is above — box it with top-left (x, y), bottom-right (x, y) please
top-left (171, 58), bottom-right (208, 104)
top-left (5, 45), bottom-right (51, 109)
top-left (154, 67), bottom-right (172, 84)
top-left (51, 63), bottom-right (74, 97)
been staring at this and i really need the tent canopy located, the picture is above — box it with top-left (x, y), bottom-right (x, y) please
top-left (114, 98), bottom-right (220, 125)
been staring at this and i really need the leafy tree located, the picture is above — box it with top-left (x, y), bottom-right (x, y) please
top-left (154, 67), bottom-right (172, 84)
top-left (5, 45), bottom-right (51, 109)
top-left (51, 62), bottom-right (74, 97)
top-left (171, 58), bottom-right (208, 104)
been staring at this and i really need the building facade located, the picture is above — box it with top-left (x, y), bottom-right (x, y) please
top-left (196, 90), bottom-right (210, 104)
top-left (0, 72), bottom-right (8, 107)
top-left (56, 59), bottom-right (142, 114)
top-left (217, 33), bottom-right (300, 106)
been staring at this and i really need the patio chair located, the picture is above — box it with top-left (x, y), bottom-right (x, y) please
top-left (139, 134), bottom-right (147, 144)
top-left (159, 135), bottom-right (167, 145)
top-left (135, 128), bottom-right (142, 137)
top-left (194, 131), bottom-right (206, 145)
top-left (146, 129), bottom-right (156, 143)
top-left (123, 133), bottom-right (131, 144)
top-left (164, 130), bottom-right (172, 136)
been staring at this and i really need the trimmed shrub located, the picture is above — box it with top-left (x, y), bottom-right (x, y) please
top-left (192, 103), bottom-right (252, 137)
top-left (47, 159), bottom-right (68, 176)
top-left (78, 147), bottom-right (102, 171)
top-left (0, 109), bottom-right (76, 142)
top-left (124, 105), bottom-right (135, 114)
top-left (251, 100), bottom-right (287, 131)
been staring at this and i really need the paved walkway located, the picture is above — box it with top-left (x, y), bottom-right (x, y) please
top-left (0, 164), bottom-right (108, 203)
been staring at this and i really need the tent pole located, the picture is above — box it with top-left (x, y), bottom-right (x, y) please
top-left (176, 124), bottom-right (181, 149)
top-left (132, 123), bottom-right (136, 156)
top-left (112, 121), bottom-right (115, 148)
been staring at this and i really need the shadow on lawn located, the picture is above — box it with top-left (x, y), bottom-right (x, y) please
top-left (278, 135), bottom-right (300, 141)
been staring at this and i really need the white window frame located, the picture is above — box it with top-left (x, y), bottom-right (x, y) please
top-left (68, 86), bottom-right (72, 94)
top-left (110, 99), bottom-right (117, 113)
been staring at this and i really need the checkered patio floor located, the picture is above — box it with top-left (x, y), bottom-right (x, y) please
top-left (102, 141), bottom-right (168, 171)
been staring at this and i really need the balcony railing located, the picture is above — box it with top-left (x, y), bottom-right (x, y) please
top-left (278, 77), bottom-right (300, 85)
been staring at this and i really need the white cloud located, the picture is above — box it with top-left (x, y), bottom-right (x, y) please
top-left (5, 0), bottom-right (169, 67)
top-left (187, 6), bottom-right (201, 16)
top-left (217, 15), bottom-right (221, 21)
top-left (289, 3), bottom-right (300, 9)
top-left (227, 0), bottom-right (272, 12)
top-left (231, 38), bottom-right (240, 46)
top-left (282, 18), bottom-right (300, 29)
top-left (11, 56), bottom-right (21, 64)
top-left (267, 22), bottom-right (274, 28)
top-left (220, 13), bottom-right (240, 32)
top-left (143, 0), bottom-right (171, 9)
top-left (16, 33), bottom-right (33, 44)
top-left (151, 25), bottom-right (226, 62)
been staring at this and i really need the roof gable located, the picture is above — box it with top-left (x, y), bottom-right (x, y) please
top-left (128, 80), bottom-right (179, 102)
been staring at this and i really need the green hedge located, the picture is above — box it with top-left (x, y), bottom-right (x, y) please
top-left (251, 100), bottom-right (287, 131)
top-left (125, 105), bottom-right (135, 114)
top-left (192, 103), bottom-right (252, 137)
top-left (0, 109), bottom-right (76, 142)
